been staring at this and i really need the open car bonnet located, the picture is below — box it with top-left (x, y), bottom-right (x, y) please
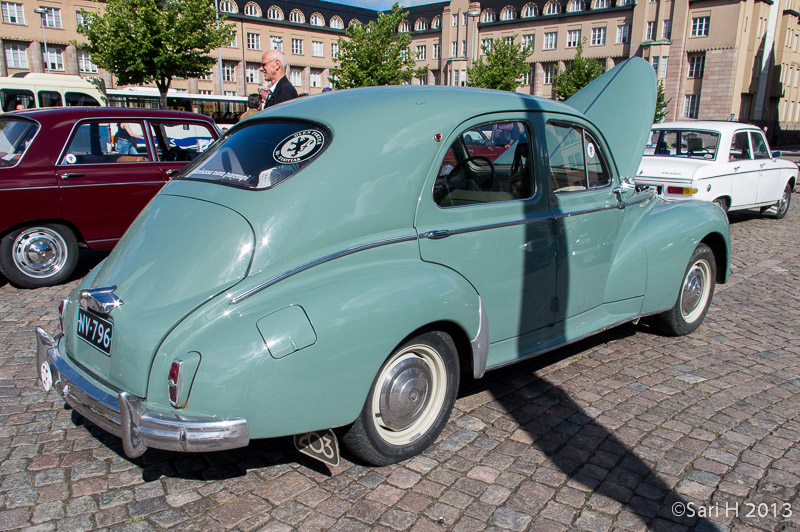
top-left (566, 57), bottom-right (657, 181)
top-left (62, 194), bottom-right (254, 397)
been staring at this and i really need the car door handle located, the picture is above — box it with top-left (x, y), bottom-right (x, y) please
top-left (422, 230), bottom-right (453, 240)
top-left (165, 169), bottom-right (178, 177)
top-left (58, 172), bottom-right (83, 180)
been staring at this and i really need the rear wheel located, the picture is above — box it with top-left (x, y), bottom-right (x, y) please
top-left (0, 224), bottom-right (79, 288)
top-left (761, 183), bottom-right (792, 219)
top-left (655, 243), bottom-right (716, 336)
top-left (713, 197), bottom-right (729, 213)
top-left (341, 331), bottom-right (459, 466)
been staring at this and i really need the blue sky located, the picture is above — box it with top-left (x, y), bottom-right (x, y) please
top-left (334, 0), bottom-right (435, 11)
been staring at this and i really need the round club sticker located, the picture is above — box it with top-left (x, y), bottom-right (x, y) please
top-left (274, 129), bottom-right (325, 164)
top-left (586, 143), bottom-right (596, 159)
top-left (65, 153), bottom-right (77, 164)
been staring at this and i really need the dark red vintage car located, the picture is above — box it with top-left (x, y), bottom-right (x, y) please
top-left (0, 107), bottom-right (220, 287)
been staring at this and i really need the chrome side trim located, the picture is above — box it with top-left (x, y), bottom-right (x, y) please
top-left (471, 297), bottom-right (489, 379)
top-left (229, 235), bottom-right (418, 305)
top-left (34, 327), bottom-right (249, 459)
top-left (0, 185), bottom-right (60, 192)
top-left (421, 214), bottom-right (552, 239)
top-left (59, 181), bottom-right (165, 189)
top-left (551, 202), bottom-right (624, 220)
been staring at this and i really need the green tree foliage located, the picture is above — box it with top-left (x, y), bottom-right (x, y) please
top-left (77, 0), bottom-right (235, 108)
top-left (330, 4), bottom-right (427, 89)
top-left (553, 39), bottom-right (604, 101)
top-left (466, 37), bottom-right (531, 92)
top-left (654, 80), bottom-right (671, 123)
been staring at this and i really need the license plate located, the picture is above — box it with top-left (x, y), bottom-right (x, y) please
top-left (76, 308), bottom-right (113, 356)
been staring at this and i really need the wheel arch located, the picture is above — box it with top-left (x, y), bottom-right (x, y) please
top-left (1, 218), bottom-right (86, 247)
top-left (700, 231), bottom-right (729, 284)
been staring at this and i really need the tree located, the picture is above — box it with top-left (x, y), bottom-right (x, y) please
top-left (330, 4), bottom-right (427, 89)
top-left (466, 38), bottom-right (531, 92)
top-left (77, 0), bottom-right (235, 108)
top-left (654, 80), bottom-right (671, 123)
top-left (552, 39), bottom-right (604, 101)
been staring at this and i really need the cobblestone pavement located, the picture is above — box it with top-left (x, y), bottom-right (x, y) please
top-left (2, 201), bottom-right (800, 532)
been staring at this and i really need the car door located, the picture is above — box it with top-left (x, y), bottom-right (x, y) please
top-left (751, 130), bottom-right (784, 205)
top-left (729, 130), bottom-right (760, 208)
top-left (147, 120), bottom-right (218, 180)
top-left (543, 117), bottom-right (648, 323)
top-left (56, 119), bottom-right (166, 247)
top-left (415, 116), bottom-right (557, 355)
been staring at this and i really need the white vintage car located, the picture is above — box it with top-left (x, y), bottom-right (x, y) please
top-left (636, 121), bottom-right (797, 218)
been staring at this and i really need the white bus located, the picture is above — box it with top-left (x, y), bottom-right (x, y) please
top-left (106, 87), bottom-right (247, 126)
top-left (0, 72), bottom-right (104, 112)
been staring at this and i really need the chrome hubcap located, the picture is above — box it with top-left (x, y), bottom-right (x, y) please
top-left (680, 260), bottom-right (711, 323)
top-left (778, 188), bottom-right (789, 214)
top-left (12, 228), bottom-right (68, 278)
top-left (379, 356), bottom-right (431, 431)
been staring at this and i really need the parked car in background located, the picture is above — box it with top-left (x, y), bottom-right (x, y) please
top-left (636, 121), bottom-right (797, 217)
top-left (35, 59), bottom-right (731, 468)
top-left (0, 107), bottom-right (220, 287)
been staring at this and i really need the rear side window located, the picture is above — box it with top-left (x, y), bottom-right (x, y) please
top-left (38, 90), bottom-right (62, 108)
top-left (66, 92), bottom-right (101, 106)
top-left (60, 121), bottom-right (152, 164)
top-left (0, 88), bottom-right (34, 111)
top-left (546, 121), bottom-right (610, 193)
top-left (0, 118), bottom-right (38, 167)
top-left (148, 121), bottom-right (216, 162)
top-left (182, 121), bottom-right (329, 189)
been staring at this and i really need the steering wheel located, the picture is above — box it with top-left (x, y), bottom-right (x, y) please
top-left (165, 147), bottom-right (182, 161)
top-left (446, 155), bottom-right (495, 190)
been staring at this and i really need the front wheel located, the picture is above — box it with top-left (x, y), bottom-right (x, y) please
top-left (341, 331), bottom-right (459, 466)
top-left (0, 224), bottom-right (79, 288)
top-left (655, 243), bottom-right (716, 337)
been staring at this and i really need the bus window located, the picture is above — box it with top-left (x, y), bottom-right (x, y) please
top-left (38, 90), bottom-right (63, 108)
top-left (66, 92), bottom-right (101, 106)
top-left (1, 89), bottom-right (34, 112)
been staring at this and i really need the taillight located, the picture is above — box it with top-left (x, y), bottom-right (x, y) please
top-left (58, 298), bottom-right (68, 331)
top-left (168, 360), bottom-right (182, 407)
top-left (667, 186), bottom-right (698, 195)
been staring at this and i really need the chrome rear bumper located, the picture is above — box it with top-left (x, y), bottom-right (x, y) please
top-left (35, 327), bottom-right (249, 458)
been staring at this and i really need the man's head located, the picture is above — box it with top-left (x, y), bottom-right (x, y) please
top-left (257, 81), bottom-right (270, 101)
top-left (260, 50), bottom-right (289, 84)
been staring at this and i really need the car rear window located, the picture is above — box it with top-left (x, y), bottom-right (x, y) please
top-left (644, 129), bottom-right (720, 160)
top-left (0, 117), bottom-right (38, 167)
top-left (181, 121), bottom-right (329, 190)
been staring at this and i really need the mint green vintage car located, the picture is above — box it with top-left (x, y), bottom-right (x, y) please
top-left (35, 59), bottom-right (730, 466)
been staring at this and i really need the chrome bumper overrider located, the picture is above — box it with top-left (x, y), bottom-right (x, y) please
top-left (35, 327), bottom-right (249, 458)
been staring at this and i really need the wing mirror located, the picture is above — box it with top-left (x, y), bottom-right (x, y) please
top-left (772, 150), bottom-right (782, 159)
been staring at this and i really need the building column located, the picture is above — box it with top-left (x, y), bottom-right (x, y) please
top-left (65, 44), bottom-right (78, 75)
top-left (533, 62), bottom-right (545, 97)
top-left (29, 41), bottom-right (44, 73)
top-left (303, 66), bottom-right (310, 94)
top-left (188, 78), bottom-right (199, 93)
top-left (0, 39), bottom-right (7, 77)
top-left (427, 69), bottom-right (435, 86)
top-left (322, 68), bottom-right (331, 88)
top-left (605, 57), bottom-right (615, 71)
top-left (237, 61), bottom-right (245, 96)
top-left (100, 70), bottom-right (114, 90)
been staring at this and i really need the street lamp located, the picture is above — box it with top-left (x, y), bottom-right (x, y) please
top-left (467, 6), bottom-right (481, 69)
top-left (33, 7), bottom-right (49, 73)
top-left (213, 0), bottom-right (224, 95)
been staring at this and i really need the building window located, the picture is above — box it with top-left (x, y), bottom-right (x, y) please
top-left (246, 64), bottom-right (259, 83)
top-left (651, 56), bottom-right (659, 74)
top-left (544, 64), bottom-right (556, 84)
top-left (684, 94), bottom-right (700, 118)
top-left (452, 14), bottom-right (457, 26)
top-left (310, 69), bottom-right (321, 88)
top-left (522, 34), bottom-right (535, 50)
top-left (224, 90), bottom-right (236, 96)
top-left (198, 89), bottom-right (212, 95)
top-left (453, 69), bottom-right (459, 86)
top-left (662, 19), bottom-right (672, 40)
top-left (199, 72), bottom-right (212, 81)
top-left (310, 13), bottom-right (324, 26)
top-left (418, 75), bottom-right (427, 85)
top-left (451, 41), bottom-right (457, 57)
top-left (691, 16), bottom-right (710, 37)
top-left (481, 38), bottom-right (493, 54)
top-left (312, 40), bottom-right (323, 57)
top-left (688, 55), bottom-right (705, 78)
top-left (432, 16), bottom-right (440, 29)
top-left (78, 50), bottom-right (97, 73)
top-left (247, 33), bottom-right (261, 50)
top-left (544, 1), bottom-right (561, 15)
top-left (660, 56), bottom-right (668, 78)
top-left (544, 31), bottom-right (558, 50)
top-left (331, 16), bottom-right (344, 29)
top-left (4, 43), bottom-right (26, 68)
top-left (291, 38), bottom-right (303, 55)
top-left (75, 10), bottom-right (86, 27)
top-left (223, 62), bottom-right (236, 82)
top-left (522, 3), bottom-right (537, 17)
top-left (244, 2), bottom-right (260, 17)
top-left (567, 29), bottom-right (581, 48)
top-left (43, 48), bottom-right (63, 71)
top-left (290, 69), bottom-right (301, 86)
top-left (522, 69), bottom-right (531, 85)
top-left (616, 24), bottom-right (631, 44)
top-left (219, 1), bottom-right (236, 13)
top-left (331, 42), bottom-right (339, 58)
top-left (415, 18), bottom-right (428, 31)
top-left (267, 6), bottom-right (283, 20)
top-left (481, 10), bottom-right (495, 23)
top-left (271, 36), bottom-right (283, 51)
top-left (417, 44), bottom-right (426, 60)
top-left (399, 20), bottom-right (410, 32)
top-left (591, 27), bottom-right (606, 45)
top-left (500, 7), bottom-right (516, 20)
top-left (1, 2), bottom-right (24, 24)
top-left (593, 0), bottom-right (609, 7)
top-left (462, 40), bottom-right (467, 56)
top-left (226, 32), bottom-right (237, 48)
top-left (433, 43), bottom-right (440, 59)
top-left (567, 0), bottom-right (585, 13)
top-left (41, 7), bottom-right (62, 28)
top-left (646, 21), bottom-right (655, 40)
top-left (289, 10), bottom-right (304, 23)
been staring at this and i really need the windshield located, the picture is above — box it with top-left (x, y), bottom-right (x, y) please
top-left (0, 118), bottom-right (38, 167)
top-left (644, 129), bottom-right (720, 160)
top-left (181, 121), bottom-right (329, 189)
